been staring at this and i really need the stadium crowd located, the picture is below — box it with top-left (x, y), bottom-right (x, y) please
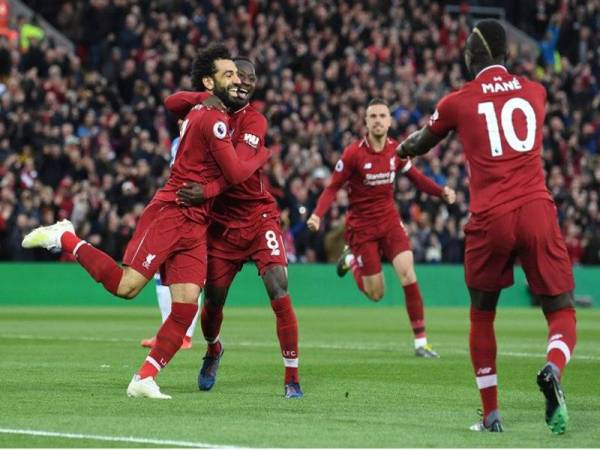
top-left (1, 0), bottom-right (598, 264)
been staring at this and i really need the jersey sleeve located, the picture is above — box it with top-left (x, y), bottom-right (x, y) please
top-left (202, 112), bottom-right (269, 197)
top-left (235, 112), bottom-right (268, 153)
top-left (202, 177), bottom-right (229, 198)
top-left (403, 164), bottom-right (444, 197)
top-left (313, 148), bottom-right (354, 218)
top-left (165, 91), bottom-right (210, 119)
top-left (396, 156), bottom-right (412, 174)
top-left (426, 92), bottom-right (459, 138)
top-left (204, 111), bottom-right (270, 184)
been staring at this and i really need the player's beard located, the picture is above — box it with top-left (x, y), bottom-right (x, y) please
top-left (370, 128), bottom-right (387, 140)
top-left (213, 82), bottom-right (240, 110)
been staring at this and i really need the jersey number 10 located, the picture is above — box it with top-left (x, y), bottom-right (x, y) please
top-left (478, 97), bottom-right (536, 157)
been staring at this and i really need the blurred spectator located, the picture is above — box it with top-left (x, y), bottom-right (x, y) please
top-left (2, 0), bottom-right (599, 265)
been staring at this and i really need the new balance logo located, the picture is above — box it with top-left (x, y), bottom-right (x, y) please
top-left (429, 109), bottom-right (439, 126)
top-left (477, 367), bottom-right (492, 375)
top-left (243, 133), bottom-right (260, 148)
top-left (549, 333), bottom-right (564, 342)
top-left (142, 253), bottom-right (156, 269)
top-left (363, 162), bottom-right (372, 169)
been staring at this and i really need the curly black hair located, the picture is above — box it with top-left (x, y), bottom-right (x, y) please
top-left (191, 43), bottom-right (232, 91)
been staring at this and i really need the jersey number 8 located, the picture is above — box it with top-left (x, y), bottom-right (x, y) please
top-left (478, 97), bottom-right (536, 157)
top-left (265, 230), bottom-right (281, 256)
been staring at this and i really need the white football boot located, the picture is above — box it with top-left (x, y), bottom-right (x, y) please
top-left (21, 219), bottom-right (75, 251)
top-left (126, 375), bottom-right (171, 399)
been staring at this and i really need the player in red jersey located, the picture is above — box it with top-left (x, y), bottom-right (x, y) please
top-left (307, 98), bottom-right (456, 357)
top-left (148, 58), bottom-right (303, 398)
top-left (397, 20), bottom-right (576, 434)
top-left (22, 44), bottom-right (271, 399)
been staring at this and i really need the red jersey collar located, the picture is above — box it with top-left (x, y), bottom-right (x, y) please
top-left (359, 136), bottom-right (393, 153)
top-left (232, 103), bottom-right (251, 116)
top-left (475, 65), bottom-right (508, 79)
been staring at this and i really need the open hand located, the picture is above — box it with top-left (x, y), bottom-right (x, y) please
top-left (442, 186), bottom-right (456, 205)
top-left (176, 182), bottom-right (205, 206)
top-left (307, 214), bottom-right (321, 232)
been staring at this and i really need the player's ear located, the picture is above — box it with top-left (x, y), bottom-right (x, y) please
top-left (202, 76), bottom-right (214, 91)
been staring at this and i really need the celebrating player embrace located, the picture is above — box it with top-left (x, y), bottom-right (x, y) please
top-left (308, 99), bottom-right (456, 357)
top-left (160, 57), bottom-right (302, 399)
top-left (22, 44), bottom-right (270, 399)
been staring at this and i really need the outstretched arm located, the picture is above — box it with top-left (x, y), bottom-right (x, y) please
top-left (307, 158), bottom-right (352, 232)
top-left (396, 127), bottom-right (444, 159)
top-left (404, 163), bottom-right (444, 196)
top-left (165, 91), bottom-right (210, 119)
top-left (399, 91), bottom-right (458, 159)
top-left (403, 164), bottom-right (456, 204)
top-left (212, 144), bottom-right (271, 185)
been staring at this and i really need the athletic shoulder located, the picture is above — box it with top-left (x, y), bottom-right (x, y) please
top-left (187, 106), bottom-right (230, 139)
top-left (523, 77), bottom-right (547, 101)
top-left (344, 140), bottom-right (362, 154)
top-left (241, 106), bottom-right (268, 132)
top-left (428, 89), bottom-right (462, 136)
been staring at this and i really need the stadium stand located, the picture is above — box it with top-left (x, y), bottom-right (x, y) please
top-left (1, 0), bottom-right (598, 264)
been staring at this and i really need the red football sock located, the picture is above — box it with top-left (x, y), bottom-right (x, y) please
top-left (60, 232), bottom-right (82, 254)
top-left (67, 238), bottom-right (123, 296)
top-left (139, 302), bottom-right (198, 379)
top-left (403, 282), bottom-right (426, 339)
top-left (544, 307), bottom-right (577, 378)
top-left (201, 301), bottom-right (224, 357)
top-left (470, 307), bottom-right (498, 420)
top-left (350, 259), bottom-right (366, 294)
top-left (271, 294), bottom-right (299, 384)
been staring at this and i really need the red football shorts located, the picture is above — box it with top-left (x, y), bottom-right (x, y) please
top-left (345, 217), bottom-right (411, 276)
top-left (206, 214), bottom-right (288, 287)
top-left (123, 200), bottom-right (208, 287)
top-left (464, 199), bottom-right (574, 296)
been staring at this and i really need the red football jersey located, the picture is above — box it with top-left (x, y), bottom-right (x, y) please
top-left (153, 105), bottom-right (240, 223)
top-left (164, 91), bottom-right (278, 228)
top-left (211, 104), bottom-right (279, 228)
top-left (314, 137), bottom-right (443, 230)
top-left (427, 65), bottom-right (551, 218)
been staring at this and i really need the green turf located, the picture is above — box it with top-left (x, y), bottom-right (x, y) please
top-left (1, 306), bottom-right (599, 447)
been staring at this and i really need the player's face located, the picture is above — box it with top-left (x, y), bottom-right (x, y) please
top-left (211, 59), bottom-right (241, 108)
top-left (365, 104), bottom-right (391, 138)
top-left (230, 60), bottom-right (257, 107)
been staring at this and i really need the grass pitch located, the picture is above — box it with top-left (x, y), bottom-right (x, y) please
top-left (1, 306), bottom-right (599, 448)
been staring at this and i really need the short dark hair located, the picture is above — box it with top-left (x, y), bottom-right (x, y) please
top-left (233, 56), bottom-right (255, 66)
top-left (368, 98), bottom-right (388, 108)
top-left (472, 19), bottom-right (506, 61)
top-left (191, 43), bottom-right (232, 91)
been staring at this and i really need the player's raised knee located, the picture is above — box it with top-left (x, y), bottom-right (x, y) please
top-left (116, 284), bottom-right (142, 300)
top-left (366, 288), bottom-right (384, 302)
